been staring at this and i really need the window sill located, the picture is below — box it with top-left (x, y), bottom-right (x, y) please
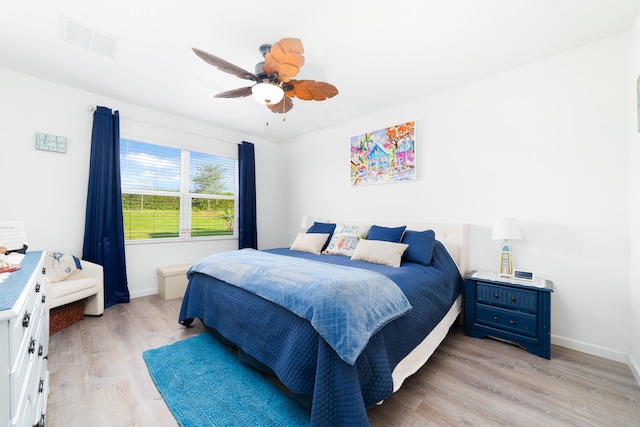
top-left (124, 235), bottom-right (238, 246)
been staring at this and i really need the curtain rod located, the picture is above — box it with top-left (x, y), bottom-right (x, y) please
top-left (87, 105), bottom-right (240, 146)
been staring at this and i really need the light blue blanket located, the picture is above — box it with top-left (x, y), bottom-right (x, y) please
top-left (188, 249), bottom-right (412, 365)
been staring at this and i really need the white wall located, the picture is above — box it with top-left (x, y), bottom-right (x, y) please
top-left (628, 16), bottom-right (640, 383)
top-left (0, 32), bottom-right (635, 369)
top-left (0, 67), bottom-right (280, 297)
top-left (277, 34), bottom-right (632, 362)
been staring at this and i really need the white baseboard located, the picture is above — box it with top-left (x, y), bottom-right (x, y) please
top-left (129, 288), bottom-right (158, 299)
top-left (628, 353), bottom-right (640, 387)
top-left (551, 334), bottom-right (627, 364)
top-left (551, 335), bottom-right (639, 387)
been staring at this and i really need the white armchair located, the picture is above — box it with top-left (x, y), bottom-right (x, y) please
top-left (46, 259), bottom-right (104, 316)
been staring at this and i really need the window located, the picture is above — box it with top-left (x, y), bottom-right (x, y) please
top-left (120, 139), bottom-right (237, 241)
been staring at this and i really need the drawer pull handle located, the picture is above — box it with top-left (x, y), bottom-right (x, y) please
top-left (28, 338), bottom-right (36, 354)
top-left (38, 378), bottom-right (44, 393)
top-left (42, 295), bottom-right (46, 304)
top-left (38, 344), bottom-right (44, 357)
top-left (35, 283), bottom-right (41, 293)
top-left (493, 293), bottom-right (499, 299)
top-left (510, 296), bottom-right (516, 302)
top-left (509, 319), bottom-right (515, 325)
top-left (493, 315), bottom-right (499, 321)
top-left (22, 312), bottom-right (31, 328)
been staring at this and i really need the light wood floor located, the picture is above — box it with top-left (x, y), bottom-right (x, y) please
top-left (47, 295), bottom-right (640, 427)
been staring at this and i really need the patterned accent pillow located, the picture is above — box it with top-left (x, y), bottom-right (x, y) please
top-left (43, 252), bottom-right (83, 281)
top-left (323, 223), bottom-right (371, 256)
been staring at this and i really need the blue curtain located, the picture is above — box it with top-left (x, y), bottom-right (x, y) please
top-left (238, 141), bottom-right (257, 249)
top-left (83, 106), bottom-right (130, 308)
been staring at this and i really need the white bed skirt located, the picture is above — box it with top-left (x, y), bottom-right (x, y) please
top-left (390, 294), bottom-right (462, 393)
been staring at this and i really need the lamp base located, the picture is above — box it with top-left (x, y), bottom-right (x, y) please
top-left (499, 245), bottom-right (513, 277)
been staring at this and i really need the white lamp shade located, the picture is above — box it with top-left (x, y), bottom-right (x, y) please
top-left (492, 217), bottom-right (521, 240)
top-left (300, 215), bottom-right (313, 230)
top-left (251, 82), bottom-right (284, 105)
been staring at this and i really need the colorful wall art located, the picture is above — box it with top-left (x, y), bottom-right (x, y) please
top-left (350, 120), bottom-right (415, 186)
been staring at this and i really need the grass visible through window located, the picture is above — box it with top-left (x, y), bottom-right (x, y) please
top-left (123, 209), bottom-right (233, 240)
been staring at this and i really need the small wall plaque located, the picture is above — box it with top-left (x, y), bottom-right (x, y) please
top-left (36, 132), bottom-right (67, 153)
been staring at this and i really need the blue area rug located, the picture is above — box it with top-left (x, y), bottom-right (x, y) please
top-left (143, 333), bottom-right (310, 427)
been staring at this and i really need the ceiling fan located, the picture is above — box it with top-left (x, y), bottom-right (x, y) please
top-left (192, 38), bottom-right (338, 114)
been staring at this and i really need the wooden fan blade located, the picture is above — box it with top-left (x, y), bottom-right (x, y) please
top-left (214, 86), bottom-right (253, 98)
top-left (263, 38), bottom-right (305, 83)
top-left (192, 47), bottom-right (259, 81)
top-left (284, 80), bottom-right (339, 101)
top-left (267, 96), bottom-right (293, 114)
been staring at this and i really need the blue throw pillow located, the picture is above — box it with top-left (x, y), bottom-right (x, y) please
top-left (401, 229), bottom-right (436, 266)
top-left (307, 222), bottom-right (336, 251)
top-left (367, 225), bottom-right (407, 243)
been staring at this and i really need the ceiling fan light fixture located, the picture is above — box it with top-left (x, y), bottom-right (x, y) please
top-left (251, 82), bottom-right (284, 105)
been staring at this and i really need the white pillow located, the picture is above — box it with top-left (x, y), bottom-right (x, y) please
top-left (323, 223), bottom-right (371, 257)
top-left (350, 239), bottom-right (409, 267)
top-left (290, 232), bottom-right (330, 255)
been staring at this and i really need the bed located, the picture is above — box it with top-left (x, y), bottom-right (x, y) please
top-left (179, 221), bottom-right (468, 426)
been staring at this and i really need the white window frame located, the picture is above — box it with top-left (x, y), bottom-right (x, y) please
top-left (120, 139), bottom-right (238, 244)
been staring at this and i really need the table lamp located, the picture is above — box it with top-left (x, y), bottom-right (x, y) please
top-left (300, 216), bottom-right (313, 232)
top-left (492, 217), bottom-right (521, 277)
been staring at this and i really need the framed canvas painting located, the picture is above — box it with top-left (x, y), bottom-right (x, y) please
top-left (350, 120), bottom-right (415, 186)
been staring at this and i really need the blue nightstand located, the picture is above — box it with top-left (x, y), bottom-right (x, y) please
top-left (464, 271), bottom-right (554, 359)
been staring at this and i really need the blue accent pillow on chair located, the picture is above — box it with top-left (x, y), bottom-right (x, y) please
top-left (401, 229), bottom-right (436, 265)
top-left (307, 222), bottom-right (336, 251)
top-left (367, 225), bottom-right (406, 243)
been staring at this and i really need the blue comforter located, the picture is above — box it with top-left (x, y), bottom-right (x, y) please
top-left (187, 249), bottom-right (411, 365)
top-left (179, 241), bottom-right (463, 426)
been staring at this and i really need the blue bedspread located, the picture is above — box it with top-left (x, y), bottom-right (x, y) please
top-left (179, 241), bottom-right (463, 426)
top-left (188, 249), bottom-right (411, 365)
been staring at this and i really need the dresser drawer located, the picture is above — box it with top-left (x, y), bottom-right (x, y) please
top-left (8, 272), bottom-right (45, 365)
top-left (11, 350), bottom-right (42, 427)
top-left (33, 369), bottom-right (49, 427)
top-left (476, 283), bottom-right (537, 313)
top-left (476, 304), bottom-right (537, 337)
top-left (1, 251), bottom-right (48, 427)
top-left (10, 302), bottom-right (47, 418)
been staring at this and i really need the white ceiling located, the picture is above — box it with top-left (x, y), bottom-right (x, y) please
top-left (2, 0), bottom-right (639, 142)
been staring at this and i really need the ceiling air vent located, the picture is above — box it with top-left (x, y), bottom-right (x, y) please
top-left (60, 16), bottom-right (118, 59)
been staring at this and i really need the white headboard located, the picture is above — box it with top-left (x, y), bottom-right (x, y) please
top-left (331, 220), bottom-right (469, 274)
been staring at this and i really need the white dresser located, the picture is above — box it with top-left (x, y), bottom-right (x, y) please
top-left (0, 251), bottom-right (49, 427)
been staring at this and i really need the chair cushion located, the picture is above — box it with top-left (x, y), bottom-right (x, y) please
top-left (48, 277), bottom-right (99, 309)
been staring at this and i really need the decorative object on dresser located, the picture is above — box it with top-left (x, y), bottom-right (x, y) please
top-left (464, 271), bottom-right (553, 359)
top-left (0, 221), bottom-right (29, 257)
top-left (0, 251), bottom-right (49, 427)
top-left (44, 253), bottom-right (104, 335)
top-left (492, 217), bottom-right (521, 277)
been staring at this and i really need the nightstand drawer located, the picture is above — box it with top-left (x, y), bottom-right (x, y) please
top-left (476, 304), bottom-right (537, 337)
top-left (477, 283), bottom-right (537, 312)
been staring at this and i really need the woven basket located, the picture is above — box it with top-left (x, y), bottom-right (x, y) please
top-left (49, 298), bottom-right (87, 335)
